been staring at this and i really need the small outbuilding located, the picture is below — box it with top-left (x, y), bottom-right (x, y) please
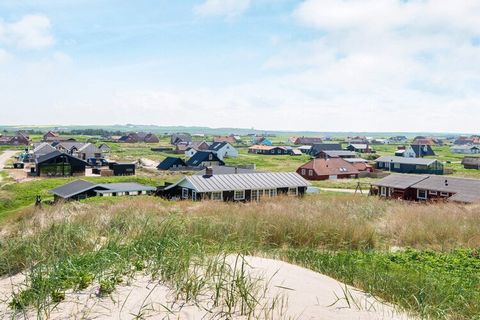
top-left (108, 162), bottom-right (136, 176)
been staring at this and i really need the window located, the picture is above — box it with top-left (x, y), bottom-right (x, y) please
top-left (417, 189), bottom-right (427, 200)
top-left (182, 188), bottom-right (189, 199)
top-left (234, 190), bottom-right (245, 200)
top-left (288, 187), bottom-right (297, 196)
top-left (308, 170), bottom-right (313, 176)
top-left (192, 191), bottom-right (197, 201)
top-left (394, 163), bottom-right (400, 169)
top-left (380, 186), bottom-right (387, 197)
top-left (301, 169), bottom-right (306, 175)
top-left (265, 189), bottom-right (277, 197)
top-left (440, 192), bottom-right (449, 197)
top-left (211, 191), bottom-right (222, 201)
top-left (251, 190), bottom-right (258, 201)
top-left (429, 191), bottom-right (437, 195)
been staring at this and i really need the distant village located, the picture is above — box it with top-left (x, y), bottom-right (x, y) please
top-left (2, 128), bottom-right (480, 205)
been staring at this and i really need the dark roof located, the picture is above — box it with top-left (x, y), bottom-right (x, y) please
top-left (373, 174), bottom-right (429, 189)
top-left (411, 144), bottom-right (435, 156)
top-left (186, 151), bottom-right (225, 167)
top-left (208, 141), bottom-right (228, 151)
top-left (157, 157), bottom-right (186, 170)
top-left (49, 180), bottom-right (98, 198)
top-left (310, 143), bottom-right (342, 156)
top-left (35, 150), bottom-right (89, 165)
top-left (49, 180), bottom-right (156, 199)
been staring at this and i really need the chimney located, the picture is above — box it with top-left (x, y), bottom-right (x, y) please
top-left (445, 179), bottom-right (448, 186)
top-left (235, 166), bottom-right (238, 174)
top-left (205, 166), bottom-right (213, 177)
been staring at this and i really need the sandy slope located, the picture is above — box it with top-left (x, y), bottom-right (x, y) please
top-left (0, 256), bottom-right (412, 319)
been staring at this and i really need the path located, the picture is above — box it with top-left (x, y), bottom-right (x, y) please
top-left (320, 187), bottom-right (367, 194)
top-left (0, 150), bottom-right (18, 170)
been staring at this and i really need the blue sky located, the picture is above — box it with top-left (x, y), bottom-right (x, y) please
top-left (1, 0), bottom-right (480, 133)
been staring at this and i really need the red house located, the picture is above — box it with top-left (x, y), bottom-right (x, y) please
top-left (296, 158), bottom-right (359, 180)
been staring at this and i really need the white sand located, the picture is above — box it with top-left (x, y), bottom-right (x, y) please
top-left (0, 256), bottom-right (412, 319)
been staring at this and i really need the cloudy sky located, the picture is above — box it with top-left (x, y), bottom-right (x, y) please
top-left (1, 0), bottom-right (479, 133)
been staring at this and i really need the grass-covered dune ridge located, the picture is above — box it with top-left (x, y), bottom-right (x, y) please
top-left (1, 196), bottom-right (480, 319)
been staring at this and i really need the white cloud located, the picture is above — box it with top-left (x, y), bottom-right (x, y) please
top-left (0, 14), bottom-right (54, 50)
top-left (194, 0), bottom-right (251, 18)
top-left (247, 0), bottom-right (480, 132)
top-left (0, 48), bottom-right (12, 64)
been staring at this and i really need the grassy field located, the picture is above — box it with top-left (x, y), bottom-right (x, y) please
top-left (0, 175), bottom-right (176, 221)
top-left (0, 196), bottom-right (479, 318)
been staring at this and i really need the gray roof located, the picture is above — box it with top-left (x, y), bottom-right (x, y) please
top-left (373, 174), bottom-right (429, 189)
top-left (344, 158), bottom-right (369, 163)
top-left (49, 179), bottom-right (156, 199)
top-left (375, 156), bottom-right (438, 166)
top-left (33, 142), bottom-right (56, 156)
top-left (373, 174), bottom-right (480, 203)
top-left (412, 176), bottom-right (480, 201)
top-left (322, 150), bottom-right (357, 157)
top-left (348, 144), bottom-right (369, 149)
top-left (451, 145), bottom-right (480, 150)
top-left (169, 172), bottom-right (309, 193)
top-left (193, 166), bottom-right (258, 175)
top-left (49, 180), bottom-right (98, 198)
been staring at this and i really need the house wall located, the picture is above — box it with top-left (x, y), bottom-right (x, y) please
top-left (163, 186), bottom-right (307, 201)
top-left (297, 167), bottom-right (358, 180)
top-left (376, 162), bottom-right (443, 175)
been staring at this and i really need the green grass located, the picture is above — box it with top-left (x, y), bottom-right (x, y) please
top-left (1, 197), bottom-right (480, 318)
top-left (0, 176), bottom-right (169, 220)
top-left (286, 248), bottom-right (480, 319)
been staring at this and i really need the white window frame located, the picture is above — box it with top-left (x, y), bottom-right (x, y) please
top-left (417, 189), bottom-right (427, 200)
top-left (301, 168), bottom-right (306, 175)
top-left (380, 186), bottom-right (387, 197)
top-left (268, 189), bottom-right (277, 197)
top-left (308, 170), bottom-right (313, 176)
top-left (440, 191), bottom-right (449, 197)
top-left (211, 191), bottom-right (223, 201)
top-left (288, 187), bottom-right (298, 196)
top-left (182, 188), bottom-right (189, 199)
top-left (429, 190), bottom-right (437, 195)
top-left (234, 190), bottom-right (245, 200)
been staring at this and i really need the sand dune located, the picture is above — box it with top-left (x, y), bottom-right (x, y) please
top-left (0, 256), bottom-right (412, 319)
